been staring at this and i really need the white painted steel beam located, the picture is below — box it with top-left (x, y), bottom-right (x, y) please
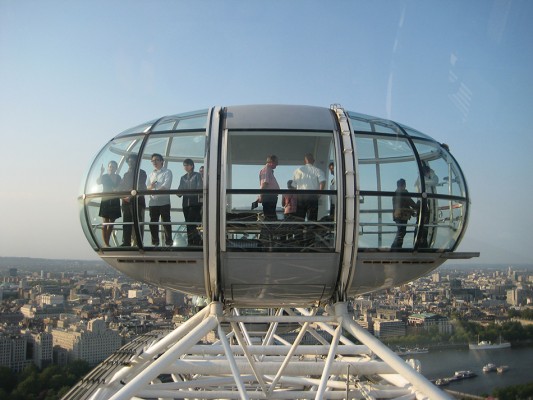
top-left (229, 321), bottom-right (269, 393)
top-left (166, 359), bottom-right (394, 375)
top-left (63, 302), bottom-right (452, 400)
top-left (185, 344), bottom-right (371, 355)
top-left (315, 324), bottom-right (343, 399)
top-left (216, 324), bottom-right (249, 400)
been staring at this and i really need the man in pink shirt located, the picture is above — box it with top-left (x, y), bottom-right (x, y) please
top-left (258, 155), bottom-right (280, 220)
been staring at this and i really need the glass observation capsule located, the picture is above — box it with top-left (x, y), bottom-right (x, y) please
top-left (79, 104), bottom-right (476, 307)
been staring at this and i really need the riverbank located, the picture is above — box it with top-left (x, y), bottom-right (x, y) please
top-left (408, 346), bottom-right (533, 397)
top-left (444, 389), bottom-right (485, 400)
top-left (426, 343), bottom-right (468, 351)
top-left (386, 339), bottom-right (533, 352)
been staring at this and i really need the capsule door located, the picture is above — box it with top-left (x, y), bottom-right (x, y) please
top-left (216, 105), bottom-right (342, 307)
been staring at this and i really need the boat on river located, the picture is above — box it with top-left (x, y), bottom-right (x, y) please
top-left (483, 363), bottom-right (497, 373)
top-left (497, 365), bottom-right (509, 374)
top-left (469, 335), bottom-right (511, 350)
top-left (395, 346), bottom-right (429, 356)
top-left (435, 378), bottom-right (450, 386)
top-left (452, 370), bottom-right (477, 380)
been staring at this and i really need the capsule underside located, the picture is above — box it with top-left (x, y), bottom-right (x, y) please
top-left (80, 105), bottom-right (474, 307)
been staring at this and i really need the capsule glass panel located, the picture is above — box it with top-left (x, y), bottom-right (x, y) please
top-left (117, 120), bottom-right (157, 136)
top-left (358, 194), bottom-right (420, 249)
top-left (139, 132), bottom-right (206, 248)
top-left (80, 136), bottom-right (144, 248)
top-left (83, 195), bottom-right (126, 248)
top-left (414, 197), bottom-right (467, 250)
top-left (78, 198), bottom-right (97, 250)
top-left (84, 137), bottom-right (143, 195)
top-left (151, 109), bottom-right (208, 132)
top-left (412, 140), bottom-right (466, 197)
top-left (399, 125), bottom-right (435, 141)
top-left (351, 115), bottom-right (468, 252)
top-left (224, 130), bottom-right (337, 252)
top-left (355, 135), bottom-right (419, 193)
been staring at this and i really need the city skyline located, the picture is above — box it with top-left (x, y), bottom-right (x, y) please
top-left (1, 1), bottom-right (532, 265)
top-left (1, 259), bottom-right (531, 399)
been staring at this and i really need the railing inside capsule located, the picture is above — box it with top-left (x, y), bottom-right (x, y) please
top-left (357, 193), bottom-right (466, 251)
top-left (225, 189), bottom-right (336, 252)
top-left (85, 195), bottom-right (204, 250)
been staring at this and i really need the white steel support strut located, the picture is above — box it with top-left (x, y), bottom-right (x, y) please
top-left (62, 302), bottom-right (453, 400)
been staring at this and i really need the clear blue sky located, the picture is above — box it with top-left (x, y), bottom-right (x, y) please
top-left (1, 0), bottom-right (532, 265)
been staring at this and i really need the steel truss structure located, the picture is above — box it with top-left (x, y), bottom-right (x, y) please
top-left (64, 302), bottom-right (451, 400)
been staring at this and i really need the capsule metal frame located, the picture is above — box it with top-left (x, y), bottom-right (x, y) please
top-left (79, 104), bottom-right (478, 307)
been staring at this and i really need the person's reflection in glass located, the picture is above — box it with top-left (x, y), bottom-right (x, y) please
top-left (415, 164), bottom-right (439, 248)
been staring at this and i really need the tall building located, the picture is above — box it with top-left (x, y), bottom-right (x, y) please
top-left (0, 333), bottom-right (28, 372)
top-left (28, 331), bottom-right (53, 369)
top-left (52, 318), bottom-right (122, 366)
top-left (506, 288), bottom-right (529, 306)
top-left (128, 290), bottom-right (143, 299)
top-left (39, 293), bottom-right (64, 307)
top-left (373, 319), bottom-right (406, 339)
top-left (407, 313), bottom-right (452, 334)
top-left (20, 304), bottom-right (65, 319)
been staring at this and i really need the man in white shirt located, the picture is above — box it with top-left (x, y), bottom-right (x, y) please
top-left (292, 153), bottom-right (326, 221)
top-left (148, 153), bottom-right (173, 246)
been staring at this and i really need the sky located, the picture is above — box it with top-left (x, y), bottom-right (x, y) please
top-left (1, 0), bottom-right (532, 266)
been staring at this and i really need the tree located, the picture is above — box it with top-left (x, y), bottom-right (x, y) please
top-left (15, 373), bottom-right (42, 398)
top-left (39, 364), bottom-right (63, 387)
top-left (0, 366), bottom-right (17, 392)
top-left (493, 382), bottom-right (533, 400)
top-left (57, 385), bottom-right (71, 398)
top-left (65, 359), bottom-right (91, 379)
top-left (49, 373), bottom-right (68, 391)
top-left (18, 364), bottom-right (38, 382)
top-left (44, 388), bottom-right (59, 400)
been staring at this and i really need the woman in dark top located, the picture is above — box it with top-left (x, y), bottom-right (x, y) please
top-left (97, 160), bottom-right (122, 246)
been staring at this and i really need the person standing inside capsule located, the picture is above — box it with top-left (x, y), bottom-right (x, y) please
top-left (148, 153), bottom-right (173, 246)
top-left (291, 153), bottom-right (326, 221)
top-left (178, 159), bottom-right (203, 246)
top-left (258, 155), bottom-right (280, 220)
top-left (119, 154), bottom-right (147, 247)
top-left (282, 180), bottom-right (297, 220)
top-left (97, 160), bottom-right (122, 247)
top-left (391, 178), bottom-right (418, 249)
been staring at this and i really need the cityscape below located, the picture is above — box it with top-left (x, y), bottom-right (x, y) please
top-left (1, 256), bottom-right (532, 398)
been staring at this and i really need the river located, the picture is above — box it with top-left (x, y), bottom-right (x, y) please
top-left (407, 346), bottom-right (533, 396)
